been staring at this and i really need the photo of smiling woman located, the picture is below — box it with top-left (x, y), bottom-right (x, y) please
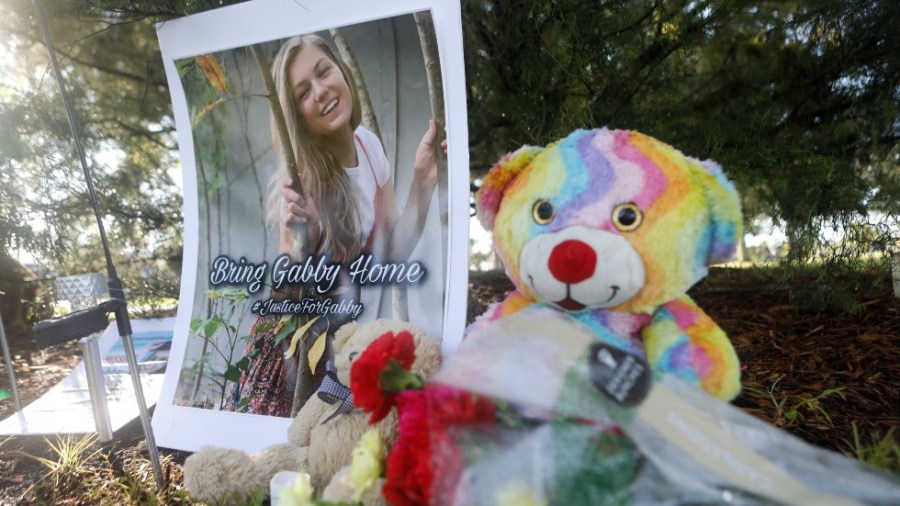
top-left (154, 1), bottom-right (467, 452)
top-left (221, 33), bottom-right (445, 417)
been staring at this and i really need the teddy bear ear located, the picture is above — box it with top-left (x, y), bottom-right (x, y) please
top-left (697, 159), bottom-right (743, 264)
top-left (476, 145), bottom-right (543, 231)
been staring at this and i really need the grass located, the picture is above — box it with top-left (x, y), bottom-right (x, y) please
top-left (12, 433), bottom-right (278, 505)
top-left (747, 376), bottom-right (847, 428)
top-left (31, 434), bottom-right (103, 484)
top-left (844, 424), bottom-right (900, 474)
top-left (19, 434), bottom-right (196, 505)
top-left (26, 434), bottom-right (105, 502)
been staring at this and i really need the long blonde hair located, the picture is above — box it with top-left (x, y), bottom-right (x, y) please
top-left (269, 34), bottom-right (363, 263)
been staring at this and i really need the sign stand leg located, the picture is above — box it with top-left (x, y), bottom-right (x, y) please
top-left (0, 303), bottom-right (24, 415)
top-left (122, 333), bottom-right (164, 490)
top-left (79, 333), bottom-right (113, 442)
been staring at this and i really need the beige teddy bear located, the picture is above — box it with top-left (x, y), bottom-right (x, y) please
top-left (183, 318), bottom-right (443, 504)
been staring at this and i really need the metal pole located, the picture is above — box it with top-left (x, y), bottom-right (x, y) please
top-left (31, 0), bottom-right (163, 490)
top-left (79, 334), bottom-right (114, 442)
top-left (121, 332), bottom-right (162, 467)
top-left (0, 295), bottom-right (24, 414)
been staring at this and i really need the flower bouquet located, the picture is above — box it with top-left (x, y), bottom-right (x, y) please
top-left (349, 312), bottom-right (900, 505)
top-left (347, 324), bottom-right (642, 505)
top-left (427, 307), bottom-right (900, 506)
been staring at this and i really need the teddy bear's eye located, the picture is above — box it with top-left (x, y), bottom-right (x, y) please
top-left (348, 351), bottom-right (359, 362)
top-left (532, 199), bottom-right (555, 225)
top-left (612, 203), bottom-right (642, 232)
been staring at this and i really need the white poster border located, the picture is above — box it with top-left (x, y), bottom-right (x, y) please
top-left (153, 0), bottom-right (468, 453)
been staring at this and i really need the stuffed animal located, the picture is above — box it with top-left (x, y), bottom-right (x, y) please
top-left (472, 128), bottom-right (742, 400)
top-left (183, 318), bottom-right (443, 504)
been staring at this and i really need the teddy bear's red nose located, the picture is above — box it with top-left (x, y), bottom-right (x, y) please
top-left (548, 239), bottom-right (597, 284)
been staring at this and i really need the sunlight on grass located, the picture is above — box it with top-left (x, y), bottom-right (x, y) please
top-left (19, 434), bottom-right (199, 504)
top-left (28, 433), bottom-right (104, 497)
top-left (13, 432), bottom-right (273, 505)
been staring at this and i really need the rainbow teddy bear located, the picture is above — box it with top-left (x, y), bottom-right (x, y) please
top-left (473, 128), bottom-right (742, 400)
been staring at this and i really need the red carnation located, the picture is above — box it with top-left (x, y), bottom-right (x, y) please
top-left (383, 390), bottom-right (431, 506)
top-left (383, 385), bottom-right (497, 505)
top-left (428, 384), bottom-right (497, 426)
top-left (351, 330), bottom-right (418, 424)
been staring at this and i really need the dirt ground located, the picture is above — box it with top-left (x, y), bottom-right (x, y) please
top-left (1, 267), bottom-right (898, 503)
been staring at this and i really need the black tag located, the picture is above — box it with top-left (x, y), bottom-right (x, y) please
top-left (588, 343), bottom-right (651, 406)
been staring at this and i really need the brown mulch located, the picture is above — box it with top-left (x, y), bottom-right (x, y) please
top-left (0, 267), bottom-right (898, 504)
top-left (694, 274), bottom-right (899, 453)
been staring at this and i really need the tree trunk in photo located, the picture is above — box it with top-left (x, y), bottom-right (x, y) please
top-left (291, 333), bottom-right (316, 417)
top-left (330, 28), bottom-right (402, 320)
top-left (330, 28), bottom-right (382, 140)
top-left (414, 12), bottom-right (447, 235)
top-left (250, 44), bottom-right (299, 189)
top-left (251, 43), bottom-right (316, 415)
top-left (414, 12), bottom-right (445, 129)
top-left (410, 10), bottom-right (447, 320)
top-left (191, 132), bottom-right (214, 403)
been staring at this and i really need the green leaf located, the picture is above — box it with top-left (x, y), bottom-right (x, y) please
top-left (273, 318), bottom-right (300, 345)
top-left (203, 316), bottom-right (225, 338)
top-left (208, 172), bottom-right (224, 193)
top-left (175, 57), bottom-right (194, 77)
top-left (224, 364), bottom-right (242, 383)
top-left (0, 390), bottom-right (10, 402)
top-left (235, 356), bottom-right (251, 371)
top-left (378, 360), bottom-right (424, 392)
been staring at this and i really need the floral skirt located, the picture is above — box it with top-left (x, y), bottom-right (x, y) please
top-left (223, 314), bottom-right (296, 417)
top-left (223, 304), bottom-right (357, 417)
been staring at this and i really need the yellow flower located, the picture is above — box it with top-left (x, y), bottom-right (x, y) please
top-left (279, 472), bottom-right (314, 506)
top-left (350, 429), bottom-right (384, 501)
top-left (495, 481), bottom-right (547, 506)
top-left (358, 428), bottom-right (384, 456)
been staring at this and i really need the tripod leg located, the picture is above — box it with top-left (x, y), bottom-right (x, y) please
top-left (0, 308), bottom-right (24, 414)
top-left (122, 333), bottom-right (164, 491)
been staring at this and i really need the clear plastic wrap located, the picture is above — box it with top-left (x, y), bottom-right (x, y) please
top-left (430, 306), bottom-right (900, 505)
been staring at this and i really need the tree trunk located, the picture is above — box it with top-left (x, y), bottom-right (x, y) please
top-left (251, 44), bottom-right (317, 415)
top-left (414, 12), bottom-right (445, 130)
top-left (251, 43), bottom-right (305, 203)
top-left (330, 28), bottom-right (381, 139)
top-left (410, 10), bottom-right (447, 320)
top-left (329, 28), bottom-right (400, 320)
